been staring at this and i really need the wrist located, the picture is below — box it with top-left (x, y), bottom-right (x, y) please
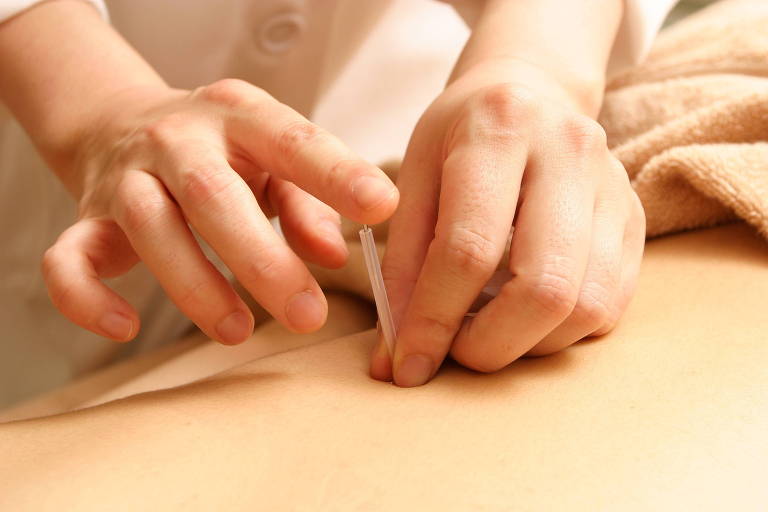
top-left (0, 0), bottom-right (169, 196)
top-left (448, 0), bottom-right (622, 119)
top-left (450, 56), bottom-right (605, 118)
top-left (450, 57), bottom-right (605, 118)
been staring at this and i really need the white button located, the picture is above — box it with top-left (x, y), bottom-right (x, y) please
top-left (258, 12), bottom-right (305, 55)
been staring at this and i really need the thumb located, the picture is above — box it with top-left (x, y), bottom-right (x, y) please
top-left (42, 217), bottom-right (141, 341)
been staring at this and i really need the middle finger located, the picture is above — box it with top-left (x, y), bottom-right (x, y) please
top-left (391, 133), bottom-right (528, 387)
top-left (157, 137), bottom-right (328, 333)
top-left (450, 120), bottom-right (603, 372)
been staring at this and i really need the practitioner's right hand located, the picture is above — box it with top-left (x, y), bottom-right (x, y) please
top-left (41, 80), bottom-right (398, 344)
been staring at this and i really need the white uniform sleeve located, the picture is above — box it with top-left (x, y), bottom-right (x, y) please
top-left (0, 0), bottom-right (107, 23)
top-left (609, 0), bottom-right (678, 73)
top-left (438, 0), bottom-right (678, 72)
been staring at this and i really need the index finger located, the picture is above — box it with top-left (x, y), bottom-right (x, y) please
top-left (391, 131), bottom-right (528, 387)
top-left (197, 80), bottom-right (399, 225)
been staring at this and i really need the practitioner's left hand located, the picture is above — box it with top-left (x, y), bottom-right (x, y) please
top-left (371, 59), bottom-right (646, 386)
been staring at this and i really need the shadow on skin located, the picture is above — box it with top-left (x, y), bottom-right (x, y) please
top-left (155, 329), bottom-right (581, 404)
top-left (8, 225), bottom-right (763, 426)
top-left (2, 224), bottom-right (766, 511)
top-left (14, 221), bottom-right (751, 424)
top-left (646, 222), bottom-right (767, 266)
top-left (437, 350), bottom-right (578, 396)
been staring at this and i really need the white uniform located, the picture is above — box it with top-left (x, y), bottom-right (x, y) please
top-left (0, 0), bottom-right (677, 406)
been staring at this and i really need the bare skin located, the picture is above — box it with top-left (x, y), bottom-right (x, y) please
top-left (0, 0), bottom-right (644, 386)
top-left (0, 225), bottom-right (765, 511)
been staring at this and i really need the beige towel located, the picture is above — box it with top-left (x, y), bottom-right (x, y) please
top-left (600, 0), bottom-right (768, 239)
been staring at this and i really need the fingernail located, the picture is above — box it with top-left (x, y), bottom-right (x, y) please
top-left (216, 310), bottom-right (252, 344)
top-left (352, 175), bottom-right (395, 211)
top-left (99, 312), bottom-right (134, 341)
top-left (285, 290), bottom-right (325, 332)
top-left (394, 354), bottom-right (435, 387)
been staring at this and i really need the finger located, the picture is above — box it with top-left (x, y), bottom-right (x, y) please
top-left (196, 79), bottom-right (398, 225)
top-left (369, 325), bottom-right (394, 382)
top-left (267, 178), bottom-right (348, 269)
top-left (450, 117), bottom-right (604, 373)
top-left (379, 127), bottom-right (443, 332)
top-left (377, 85), bottom-right (537, 383)
top-left (41, 218), bottom-right (140, 341)
top-left (592, 188), bottom-right (646, 336)
top-left (526, 169), bottom-right (628, 355)
top-left (228, 153), bottom-right (275, 216)
top-left (391, 135), bottom-right (527, 387)
top-left (156, 139), bottom-right (328, 333)
top-left (209, 152), bottom-right (347, 271)
top-left (371, 119), bottom-right (448, 382)
top-left (112, 170), bottom-right (254, 345)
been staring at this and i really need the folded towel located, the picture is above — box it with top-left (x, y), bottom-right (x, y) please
top-left (600, 0), bottom-right (768, 239)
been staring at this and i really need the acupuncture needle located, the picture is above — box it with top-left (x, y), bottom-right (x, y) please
top-left (359, 224), bottom-right (396, 358)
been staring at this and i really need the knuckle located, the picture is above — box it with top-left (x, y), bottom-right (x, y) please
top-left (381, 260), bottom-right (417, 292)
top-left (195, 78), bottom-right (260, 107)
top-left (437, 225), bottom-right (498, 277)
top-left (573, 286), bottom-right (613, 330)
top-left (473, 83), bottom-right (539, 123)
top-left (41, 246), bottom-right (62, 283)
top-left (274, 121), bottom-right (325, 167)
top-left (241, 248), bottom-right (287, 284)
top-left (115, 187), bottom-right (167, 236)
top-left (458, 83), bottom-right (539, 147)
top-left (44, 269), bottom-right (73, 313)
top-left (324, 158), bottom-right (358, 192)
top-left (141, 116), bottom-right (188, 149)
top-left (415, 312), bottom-right (458, 342)
top-left (178, 167), bottom-right (240, 210)
top-left (174, 278), bottom-right (211, 311)
top-left (520, 265), bottom-right (579, 318)
top-left (558, 114), bottom-right (607, 155)
top-left (320, 159), bottom-right (357, 190)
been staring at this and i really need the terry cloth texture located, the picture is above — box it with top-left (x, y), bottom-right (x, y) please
top-left (599, 0), bottom-right (768, 239)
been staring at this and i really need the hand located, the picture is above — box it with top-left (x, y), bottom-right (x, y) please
top-left (42, 79), bottom-right (398, 344)
top-left (372, 62), bottom-right (645, 386)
